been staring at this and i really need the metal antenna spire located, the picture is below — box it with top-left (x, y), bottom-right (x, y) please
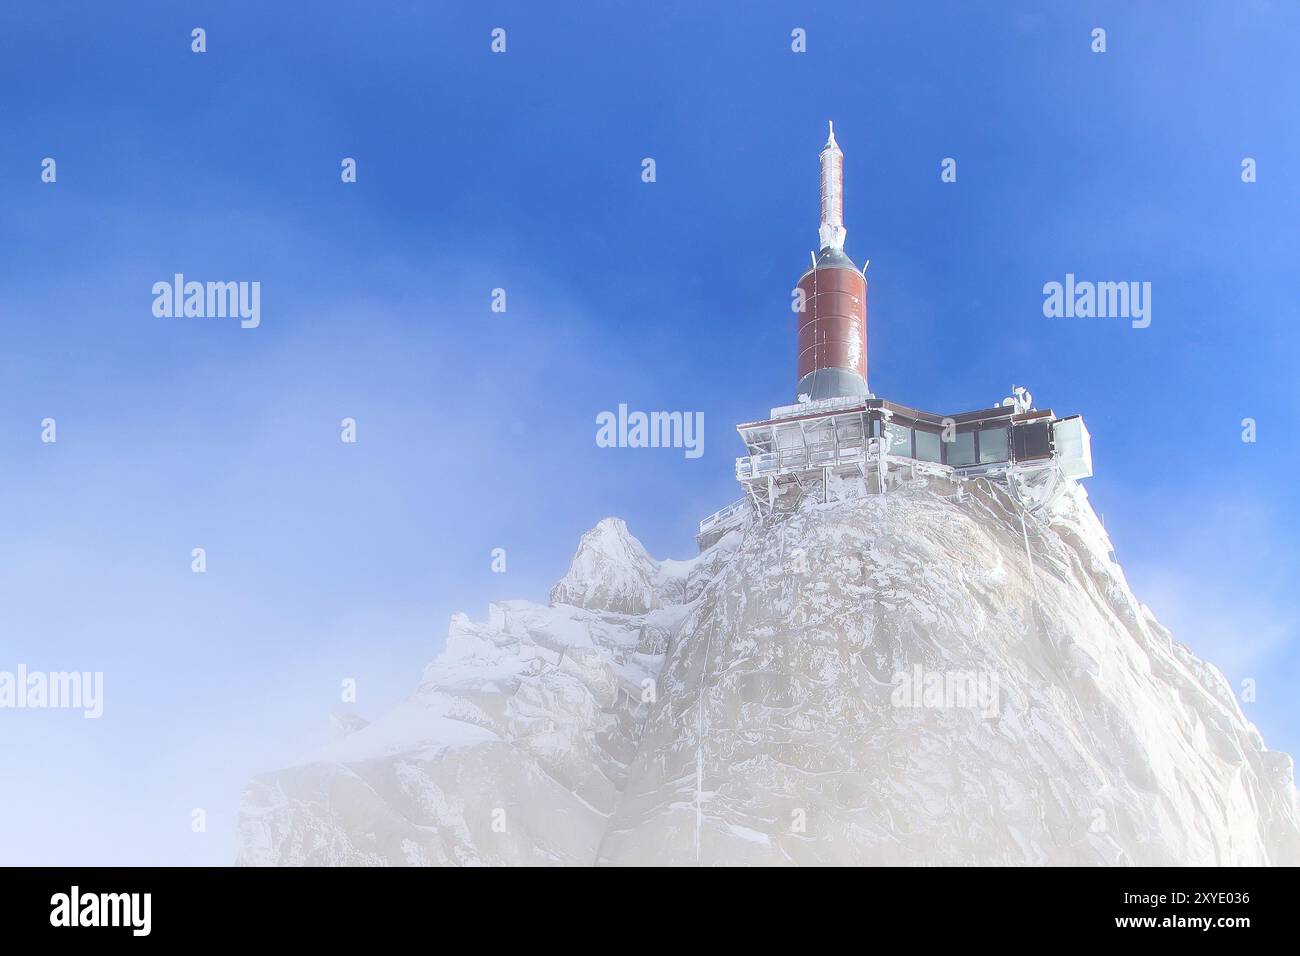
top-left (818, 120), bottom-right (846, 250)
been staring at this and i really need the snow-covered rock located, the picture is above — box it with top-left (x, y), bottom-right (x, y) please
top-left (549, 517), bottom-right (683, 613)
top-left (237, 480), bottom-right (1300, 866)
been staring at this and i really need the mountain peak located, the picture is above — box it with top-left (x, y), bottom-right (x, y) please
top-left (239, 483), bottom-right (1300, 866)
top-left (549, 517), bottom-right (664, 614)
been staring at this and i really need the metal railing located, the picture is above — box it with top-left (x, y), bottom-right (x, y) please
top-left (698, 498), bottom-right (750, 534)
top-left (735, 443), bottom-right (961, 482)
top-left (735, 440), bottom-right (871, 480)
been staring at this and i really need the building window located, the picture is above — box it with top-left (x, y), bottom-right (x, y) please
top-left (914, 429), bottom-right (941, 463)
top-left (946, 430), bottom-right (976, 467)
top-left (978, 426), bottom-right (1010, 464)
top-left (884, 422), bottom-right (912, 457)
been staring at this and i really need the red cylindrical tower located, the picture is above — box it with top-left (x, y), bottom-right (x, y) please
top-left (795, 123), bottom-right (869, 402)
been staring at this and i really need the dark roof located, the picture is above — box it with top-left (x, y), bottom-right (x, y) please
top-left (737, 397), bottom-right (1056, 432)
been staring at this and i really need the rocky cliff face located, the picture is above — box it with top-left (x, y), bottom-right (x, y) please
top-left (237, 483), bottom-right (1300, 866)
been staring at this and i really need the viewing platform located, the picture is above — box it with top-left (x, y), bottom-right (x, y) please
top-left (698, 393), bottom-right (1092, 535)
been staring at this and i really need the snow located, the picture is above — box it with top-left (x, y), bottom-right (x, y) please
top-left (549, 518), bottom-right (666, 614)
top-left (238, 478), bottom-right (1300, 866)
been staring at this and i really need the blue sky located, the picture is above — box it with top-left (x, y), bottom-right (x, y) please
top-left (1, 2), bottom-right (1297, 864)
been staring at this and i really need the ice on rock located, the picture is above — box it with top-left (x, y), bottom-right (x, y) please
top-left (238, 482), bottom-right (1300, 866)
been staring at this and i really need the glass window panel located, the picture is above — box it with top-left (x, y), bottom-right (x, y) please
top-left (946, 430), bottom-right (976, 466)
top-left (914, 429), bottom-right (941, 463)
top-left (885, 422), bottom-right (912, 456)
top-left (979, 426), bottom-right (1010, 463)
